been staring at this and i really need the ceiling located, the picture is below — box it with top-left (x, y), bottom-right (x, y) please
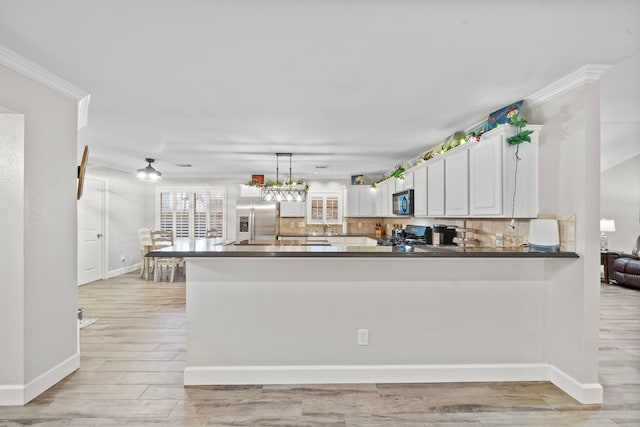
top-left (0, 0), bottom-right (638, 180)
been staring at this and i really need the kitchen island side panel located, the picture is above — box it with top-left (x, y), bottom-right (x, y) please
top-left (187, 261), bottom-right (545, 367)
top-left (184, 257), bottom-right (565, 367)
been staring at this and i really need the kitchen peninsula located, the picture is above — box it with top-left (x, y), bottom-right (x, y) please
top-left (147, 240), bottom-right (601, 404)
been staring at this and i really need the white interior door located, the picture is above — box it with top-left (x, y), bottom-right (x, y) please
top-left (78, 178), bottom-right (104, 285)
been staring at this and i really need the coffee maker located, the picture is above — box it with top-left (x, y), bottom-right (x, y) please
top-left (432, 225), bottom-right (456, 245)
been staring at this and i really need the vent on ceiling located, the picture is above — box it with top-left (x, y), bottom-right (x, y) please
top-left (175, 163), bottom-right (192, 168)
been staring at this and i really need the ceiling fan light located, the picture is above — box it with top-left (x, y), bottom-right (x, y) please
top-left (136, 158), bottom-right (162, 182)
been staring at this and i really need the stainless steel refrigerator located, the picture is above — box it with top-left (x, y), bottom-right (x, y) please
top-left (236, 200), bottom-right (278, 241)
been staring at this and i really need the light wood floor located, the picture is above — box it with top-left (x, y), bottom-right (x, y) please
top-left (1, 273), bottom-right (638, 426)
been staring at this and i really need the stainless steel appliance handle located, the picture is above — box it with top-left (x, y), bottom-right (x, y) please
top-left (249, 208), bottom-right (255, 240)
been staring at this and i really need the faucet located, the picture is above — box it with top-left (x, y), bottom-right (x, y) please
top-left (322, 222), bottom-right (329, 235)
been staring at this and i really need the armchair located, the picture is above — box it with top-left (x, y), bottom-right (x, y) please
top-left (606, 236), bottom-right (640, 290)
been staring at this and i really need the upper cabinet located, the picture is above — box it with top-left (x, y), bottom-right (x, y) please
top-left (375, 179), bottom-right (398, 217)
top-left (502, 125), bottom-right (540, 218)
top-left (346, 185), bottom-right (376, 217)
top-left (413, 165), bottom-right (427, 217)
top-left (427, 159), bottom-right (445, 217)
top-left (403, 124), bottom-right (541, 219)
top-left (280, 201), bottom-right (306, 217)
top-left (306, 192), bottom-right (343, 224)
top-left (399, 170), bottom-right (414, 191)
top-left (469, 129), bottom-right (504, 215)
top-left (469, 125), bottom-right (540, 218)
top-left (444, 149), bottom-right (469, 216)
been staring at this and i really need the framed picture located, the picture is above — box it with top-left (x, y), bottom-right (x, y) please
top-left (251, 174), bottom-right (264, 185)
top-left (351, 174), bottom-right (364, 185)
top-left (484, 100), bottom-right (523, 132)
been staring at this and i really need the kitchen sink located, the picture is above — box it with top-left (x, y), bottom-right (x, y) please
top-left (307, 231), bottom-right (339, 237)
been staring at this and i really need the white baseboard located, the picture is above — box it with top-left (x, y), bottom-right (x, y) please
top-left (184, 363), bottom-right (602, 405)
top-left (107, 262), bottom-right (142, 279)
top-left (548, 364), bottom-right (603, 404)
top-left (0, 385), bottom-right (24, 406)
top-left (0, 352), bottom-right (79, 406)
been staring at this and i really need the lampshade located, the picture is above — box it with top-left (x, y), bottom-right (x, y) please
top-left (600, 218), bottom-right (616, 233)
top-left (136, 158), bottom-right (162, 182)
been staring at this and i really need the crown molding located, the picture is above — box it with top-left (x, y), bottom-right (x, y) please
top-left (0, 44), bottom-right (91, 129)
top-left (524, 64), bottom-right (612, 111)
top-left (463, 64), bottom-right (613, 133)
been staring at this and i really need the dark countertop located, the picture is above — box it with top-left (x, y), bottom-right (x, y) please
top-left (147, 238), bottom-right (579, 259)
top-left (235, 239), bottom-right (330, 246)
top-left (278, 233), bottom-right (378, 239)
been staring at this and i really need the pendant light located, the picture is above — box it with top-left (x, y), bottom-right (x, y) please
top-left (136, 158), bottom-right (162, 181)
top-left (260, 153), bottom-right (307, 202)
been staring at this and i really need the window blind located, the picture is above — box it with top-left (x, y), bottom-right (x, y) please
top-left (157, 189), bottom-right (225, 239)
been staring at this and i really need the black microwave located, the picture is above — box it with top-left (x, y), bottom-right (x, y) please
top-left (392, 189), bottom-right (414, 215)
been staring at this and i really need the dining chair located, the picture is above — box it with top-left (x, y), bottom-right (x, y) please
top-left (137, 227), bottom-right (153, 279)
top-left (150, 230), bottom-right (182, 282)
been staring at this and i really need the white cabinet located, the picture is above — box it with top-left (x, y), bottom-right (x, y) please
top-left (444, 149), bottom-right (469, 216)
top-left (469, 124), bottom-right (540, 218)
top-left (399, 171), bottom-right (414, 191)
top-left (239, 185), bottom-right (261, 198)
top-left (375, 183), bottom-right (384, 217)
top-left (427, 159), bottom-right (445, 217)
top-left (330, 236), bottom-right (366, 246)
top-left (280, 201), bottom-right (306, 217)
top-left (412, 165), bottom-right (427, 217)
top-left (306, 192), bottom-right (343, 224)
top-left (325, 236), bottom-right (345, 245)
top-left (502, 125), bottom-right (540, 218)
top-left (376, 180), bottom-right (391, 217)
top-left (386, 179), bottom-right (398, 216)
top-left (469, 130), bottom-right (503, 215)
top-left (346, 186), bottom-right (376, 217)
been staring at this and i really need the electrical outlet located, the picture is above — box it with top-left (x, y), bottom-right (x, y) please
top-left (357, 329), bottom-right (369, 346)
top-left (358, 222), bottom-right (362, 228)
top-left (298, 222), bottom-right (305, 227)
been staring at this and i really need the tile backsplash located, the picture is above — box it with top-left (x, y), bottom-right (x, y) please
top-left (279, 214), bottom-right (576, 251)
top-left (435, 214), bottom-right (575, 251)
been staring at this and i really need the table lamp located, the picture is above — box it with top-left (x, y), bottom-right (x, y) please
top-left (600, 218), bottom-right (616, 251)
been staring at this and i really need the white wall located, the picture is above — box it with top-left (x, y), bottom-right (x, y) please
top-left (0, 113), bottom-right (26, 389)
top-left (600, 154), bottom-right (640, 252)
top-left (0, 64), bottom-right (79, 404)
top-left (526, 80), bottom-right (602, 388)
top-left (86, 166), bottom-right (149, 276)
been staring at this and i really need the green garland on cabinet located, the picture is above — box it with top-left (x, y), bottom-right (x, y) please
top-left (506, 114), bottom-right (534, 145)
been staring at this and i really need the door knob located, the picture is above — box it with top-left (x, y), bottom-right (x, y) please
top-left (97, 233), bottom-right (103, 239)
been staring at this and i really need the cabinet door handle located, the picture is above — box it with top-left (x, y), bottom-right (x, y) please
top-left (97, 233), bottom-right (103, 239)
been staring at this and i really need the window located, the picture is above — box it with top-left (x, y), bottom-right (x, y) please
top-left (157, 189), bottom-right (225, 238)
top-left (306, 192), bottom-right (343, 224)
